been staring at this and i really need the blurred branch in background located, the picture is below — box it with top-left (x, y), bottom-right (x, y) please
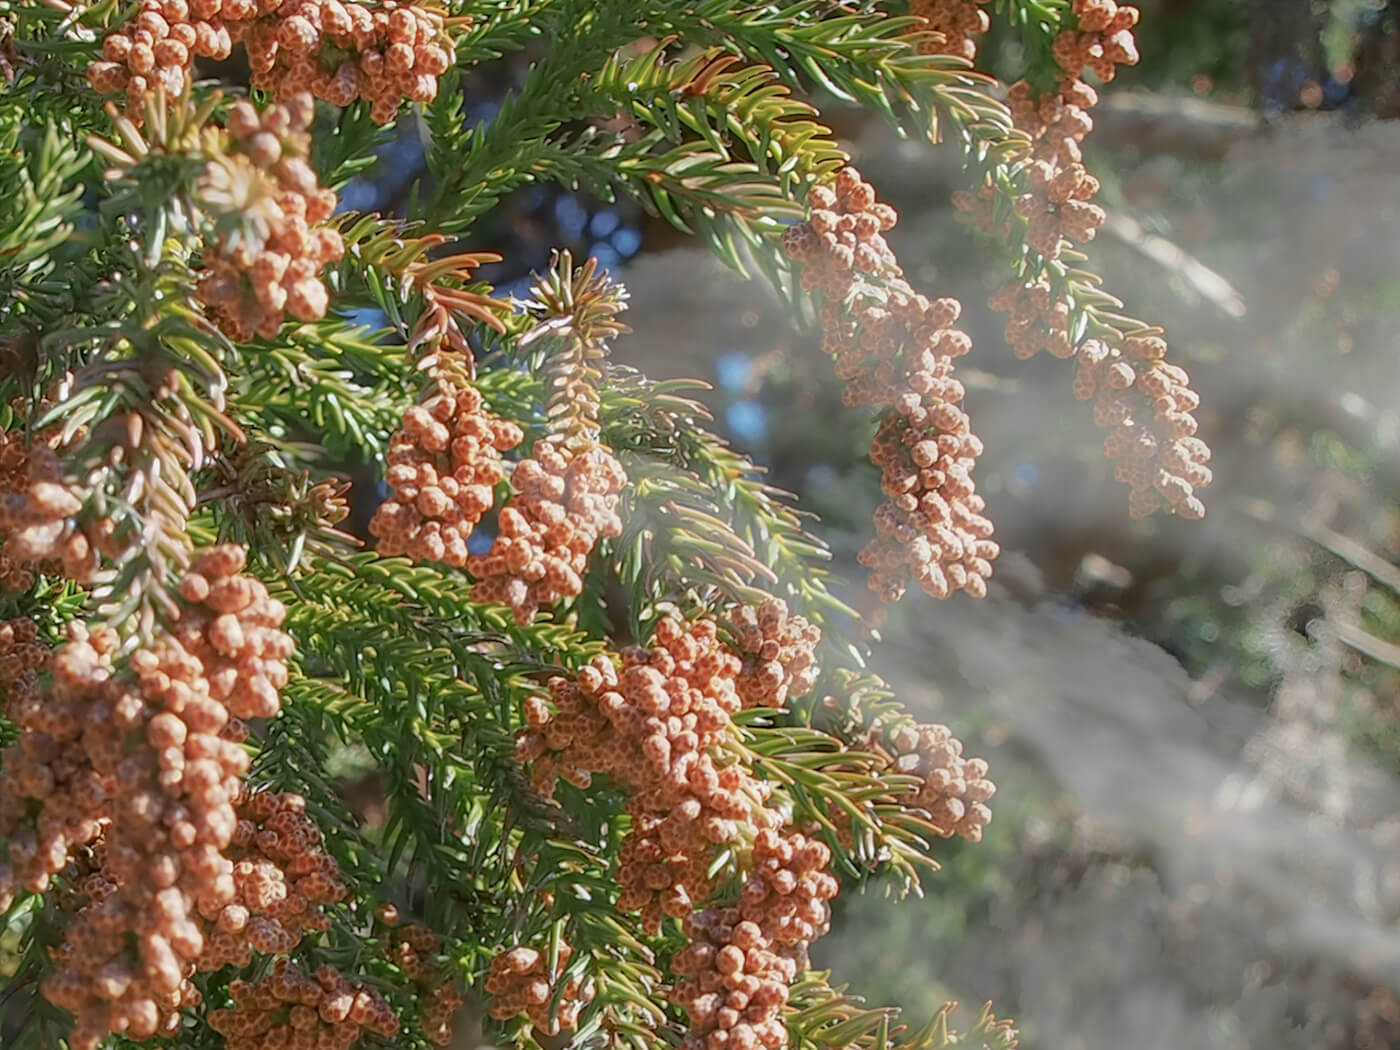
top-left (1101, 210), bottom-right (1247, 320)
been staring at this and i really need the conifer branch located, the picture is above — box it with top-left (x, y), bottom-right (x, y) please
top-left (643, 2), bottom-right (1021, 156)
top-left (229, 321), bottom-right (412, 464)
top-left (449, 0), bottom-right (549, 67)
top-left (513, 249), bottom-right (627, 444)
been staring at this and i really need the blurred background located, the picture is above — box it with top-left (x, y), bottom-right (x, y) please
top-left (340, 2), bottom-right (1400, 1047)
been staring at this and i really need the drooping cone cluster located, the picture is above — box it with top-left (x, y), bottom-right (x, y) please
top-left (1072, 335), bottom-right (1211, 518)
top-left (672, 828), bottom-right (840, 1050)
top-left (861, 350), bottom-right (998, 601)
top-left (890, 723), bottom-right (995, 843)
top-left (87, 0), bottom-right (233, 122)
top-left (197, 790), bottom-right (348, 969)
top-left (88, 0), bottom-right (456, 123)
top-left (0, 620), bottom-right (110, 910)
top-left (731, 598), bottom-right (819, 710)
top-left (986, 274), bottom-right (1077, 360)
top-left (40, 546), bottom-right (297, 1050)
top-left (467, 436), bottom-right (626, 625)
top-left (1054, 0), bottom-right (1141, 83)
top-left (0, 431), bottom-right (100, 586)
top-left (998, 78), bottom-right (1106, 263)
top-left (516, 616), bottom-right (759, 936)
top-left (43, 856), bottom-right (204, 1046)
top-left (207, 959), bottom-right (400, 1050)
top-left (514, 603), bottom-right (840, 1049)
top-left (782, 168), bottom-right (997, 602)
top-left (671, 909), bottom-right (791, 1050)
top-left (909, 0), bottom-right (991, 61)
top-left (485, 943), bottom-right (594, 1036)
top-left (377, 910), bottom-right (464, 1046)
top-left (195, 93), bottom-right (344, 341)
top-left (369, 381), bottom-right (523, 565)
top-left (954, 70), bottom-right (1107, 271)
top-left (954, 5), bottom-right (1210, 518)
top-left (245, 0), bottom-right (454, 119)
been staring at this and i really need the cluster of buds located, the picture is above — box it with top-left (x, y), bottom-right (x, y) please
top-left (42, 855), bottom-right (204, 1049)
top-left (956, 79), bottom-right (1100, 264)
top-left (376, 905), bottom-right (464, 1046)
top-left (780, 172), bottom-right (897, 313)
top-left (0, 617), bottom-right (46, 709)
top-left (858, 303), bottom-right (997, 602)
top-left (41, 546), bottom-right (296, 1048)
top-left (369, 382), bottom-right (522, 565)
top-left (890, 723), bottom-right (995, 843)
top-left (485, 943), bottom-right (593, 1035)
top-left (518, 615), bottom-right (745, 796)
top-left (172, 544), bottom-right (295, 719)
top-left (515, 606), bottom-right (847, 1050)
top-left (517, 612), bottom-right (798, 929)
top-left (195, 94), bottom-right (344, 342)
top-left (671, 828), bottom-right (839, 1050)
top-left (781, 168), bottom-right (997, 602)
top-left (1054, 0), bottom-right (1140, 83)
top-left (1015, 152), bottom-right (1105, 260)
top-left (954, 7), bottom-right (1210, 518)
top-left (517, 613), bottom-right (757, 835)
top-left (730, 598), bottom-right (819, 710)
top-left (738, 829), bottom-right (839, 966)
top-left (616, 808), bottom-right (725, 934)
top-left (909, 0), bottom-right (991, 62)
top-left (88, 0), bottom-right (455, 124)
top-left (0, 432), bottom-right (100, 586)
top-left (197, 790), bottom-right (348, 969)
top-left (240, 0), bottom-right (455, 121)
top-left (672, 908), bottom-right (794, 1050)
top-left (0, 620), bottom-right (110, 910)
top-left (1074, 336), bottom-right (1211, 518)
top-left (467, 436), bottom-right (626, 626)
top-left (86, 0), bottom-right (234, 122)
top-left (987, 277), bottom-right (1076, 360)
top-left (980, 78), bottom-right (1107, 264)
top-left (207, 960), bottom-right (400, 1050)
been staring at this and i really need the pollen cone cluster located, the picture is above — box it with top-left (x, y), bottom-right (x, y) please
top-left (782, 168), bottom-right (997, 602)
top-left (1073, 335), bottom-right (1211, 518)
top-left (890, 723), bottom-right (995, 843)
top-left (672, 827), bottom-right (840, 1050)
top-left (516, 615), bottom-right (762, 933)
top-left (87, 0), bottom-right (233, 122)
top-left (378, 912), bottom-right (463, 1046)
top-left (196, 92), bottom-right (345, 343)
top-left (859, 333), bottom-right (998, 602)
top-left (370, 381), bottom-right (523, 565)
top-left (0, 432), bottom-right (99, 586)
top-left (207, 959), bottom-right (400, 1050)
top-left (247, 0), bottom-right (453, 118)
top-left (731, 597), bottom-right (818, 710)
top-left (195, 93), bottom-right (344, 341)
top-left (88, 0), bottom-right (456, 123)
top-left (39, 545), bottom-right (298, 1050)
top-left (986, 275), bottom-right (1077, 360)
top-left (467, 436), bottom-right (626, 625)
top-left (0, 620), bottom-right (110, 910)
top-left (485, 943), bottom-right (594, 1035)
top-left (197, 790), bottom-right (348, 969)
top-left (953, 5), bottom-right (1209, 518)
top-left (954, 77), bottom-right (1103, 266)
top-left (1054, 0), bottom-right (1141, 83)
top-left (908, 0), bottom-right (991, 61)
top-left (514, 604), bottom-right (846, 1050)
